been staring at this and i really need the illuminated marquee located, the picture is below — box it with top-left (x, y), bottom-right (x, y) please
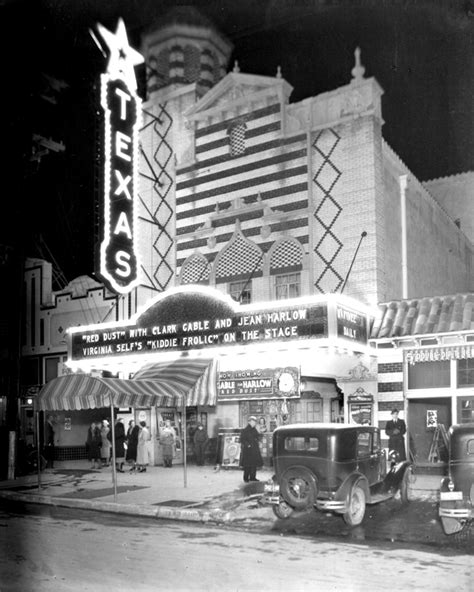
top-left (95, 19), bottom-right (143, 294)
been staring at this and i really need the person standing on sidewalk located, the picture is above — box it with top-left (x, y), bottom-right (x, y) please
top-left (193, 423), bottom-right (209, 466)
top-left (160, 419), bottom-right (177, 468)
top-left (240, 416), bottom-right (263, 482)
top-left (385, 409), bottom-right (407, 462)
top-left (136, 421), bottom-right (151, 472)
top-left (108, 417), bottom-right (126, 472)
top-left (100, 419), bottom-right (111, 467)
top-left (126, 419), bottom-right (140, 471)
top-left (86, 421), bottom-right (102, 470)
top-left (44, 415), bottom-right (55, 469)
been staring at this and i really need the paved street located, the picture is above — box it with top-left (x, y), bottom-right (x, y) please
top-left (0, 501), bottom-right (472, 592)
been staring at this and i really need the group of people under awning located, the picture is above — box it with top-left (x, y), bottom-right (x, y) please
top-left (85, 416), bottom-right (153, 473)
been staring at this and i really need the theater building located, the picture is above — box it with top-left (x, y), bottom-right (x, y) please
top-left (18, 8), bottom-right (473, 465)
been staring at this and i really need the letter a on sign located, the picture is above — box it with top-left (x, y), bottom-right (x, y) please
top-left (93, 19), bottom-right (143, 294)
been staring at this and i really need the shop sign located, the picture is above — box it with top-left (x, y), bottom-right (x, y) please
top-left (217, 367), bottom-right (300, 400)
top-left (405, 344), bottom-right (474, 365)
top-left (347, 387), bottom-right (374, 403)
top-left (70, 295), bottom-right (328, 361)
top-left (336, 305), bottom-right (367, 343)
top-left (94, 19), bottom-right (143, 294)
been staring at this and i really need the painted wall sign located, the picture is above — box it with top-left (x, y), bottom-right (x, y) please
top-left (94, 19), bottom-right (143, 294)
top-left (405, 345), bottom-right (474, 365)
top-left (217, 367), bottom-right (300, 400)
top-left (336, 305), bottom-right (367, 343)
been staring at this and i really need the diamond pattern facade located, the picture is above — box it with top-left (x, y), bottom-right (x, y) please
top-left (312, 129), bottom-right (344, 294)
top-left (215, 232), bottom-right (263, 281)
top-left (180, 254), bottom-right (211, 284)
top-left (139, 104), bottom-right (175, 293)
top-left (270, 240), bottom-right (303, 271)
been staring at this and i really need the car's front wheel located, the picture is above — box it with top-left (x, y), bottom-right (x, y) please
top-left (343, 484), bottom-right (366, 526)
top-left (272, 500), bottom-right (294, 520)
top-left (280, 467), bottom-right (317, 511)
top-left (400, 466), bottom-right (413, 504)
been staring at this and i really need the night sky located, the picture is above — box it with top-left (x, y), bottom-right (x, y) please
top-left (2, 0), bottom-right (473, 285)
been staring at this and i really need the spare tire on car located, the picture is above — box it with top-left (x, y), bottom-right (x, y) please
top-left (280, 467), bottom-right (317, 511)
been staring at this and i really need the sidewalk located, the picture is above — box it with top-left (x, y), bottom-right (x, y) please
top-left (0, 461), bottom-right (440, 524)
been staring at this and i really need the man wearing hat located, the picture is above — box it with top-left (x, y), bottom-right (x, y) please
top-left (240, 416), bottom-right (263, 482)
top-left (385, 409), bottom-right (407, 461)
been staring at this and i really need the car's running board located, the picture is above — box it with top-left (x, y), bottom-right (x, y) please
top-left (368, 492), bottom-right (394, 505)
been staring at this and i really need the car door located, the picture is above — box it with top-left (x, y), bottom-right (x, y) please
top-left (355, 430), bottom-right (380, 486)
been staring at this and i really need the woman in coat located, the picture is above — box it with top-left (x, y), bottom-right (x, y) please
top-left (240, 416), bottom-right (263, 482)
top-left (86, 421), bottom-right (102, 470)
top-left (100, 419), bottom-right (111, 467)
top-left (108, 418), bottom-right (126, 472)
top-left (160, 420), bottom-right (176, 468)
top-left (136, 421), bottom-right (151, 472)
top-left (126, 419), bottom-right (140, 472)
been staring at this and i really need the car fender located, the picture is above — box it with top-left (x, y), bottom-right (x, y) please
top-left (381, 460), bottom-right (412, 493)
top-left (439, 476), bottom-right (451, 493)
top-left (335, 472), bottom-right (369, 502)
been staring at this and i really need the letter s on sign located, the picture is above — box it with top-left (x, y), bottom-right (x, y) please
top-left (115, 251), bottom-right (132, 278)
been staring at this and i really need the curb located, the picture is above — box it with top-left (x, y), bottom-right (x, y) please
top-left (0, 490), bottom-right (236, 524)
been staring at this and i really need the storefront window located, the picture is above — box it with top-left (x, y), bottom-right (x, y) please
top-left (229, 280), bottom-right (251, 304)
top-left (459, 398), bottom-right (474, 423)
top-left (275, 272), bottom-right (300, 300)
top-left (45, 357), bottom-right (61, 383)
top-left (457, 358), bottom-right (474, 387)
top-left (407, 360), bottom-right (450, 389)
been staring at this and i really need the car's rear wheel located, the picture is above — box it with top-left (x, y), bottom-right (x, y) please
top-left (272, 500), bottom-right (294, 520)
top-left (343, 484), bottom-right (366, 526)
top-left (280, 467), bottom-right (317, 511)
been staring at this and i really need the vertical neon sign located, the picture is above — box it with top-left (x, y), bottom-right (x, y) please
top-left (94, 19), bottom-right (143, 294)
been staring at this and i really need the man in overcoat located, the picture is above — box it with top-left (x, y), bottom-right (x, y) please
top-left (240, 416), bottom-right (263, 482)
top-left (385, 409), bottom-right (407, 461)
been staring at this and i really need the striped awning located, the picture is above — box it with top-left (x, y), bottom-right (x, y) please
top-left (37, 358), bottom-right (217, 411)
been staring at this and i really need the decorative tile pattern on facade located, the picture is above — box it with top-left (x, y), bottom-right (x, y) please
top-left (312, 128), bottom-right (344, 293)
top-left (139, 103), bottom-right (175, 292)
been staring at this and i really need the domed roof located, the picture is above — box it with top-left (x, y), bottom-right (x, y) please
top-left (145, 6), bottom-right (218, 35)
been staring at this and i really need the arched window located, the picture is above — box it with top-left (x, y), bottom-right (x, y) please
top-left (269, 239), bottom-right (304, 300)
top-left (214, 231), bottom-right (263, 284)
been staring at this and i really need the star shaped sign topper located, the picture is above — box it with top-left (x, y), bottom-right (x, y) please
top-left (94, 18), bottom-right (144, 90)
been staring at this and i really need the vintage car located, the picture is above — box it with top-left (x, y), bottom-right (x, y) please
top-left (263, 423), bottom-right (412, 526)
top-left (439, 423), bottom-right (474, 535)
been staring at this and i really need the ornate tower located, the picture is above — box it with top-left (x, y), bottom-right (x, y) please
top-left (135, 8), bottom-right (233, 310)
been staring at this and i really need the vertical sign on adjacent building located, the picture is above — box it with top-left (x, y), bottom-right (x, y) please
top-left (336, 305), bottom-right (367, 344)
top-left (94, 19), bottom-right (144, 294)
